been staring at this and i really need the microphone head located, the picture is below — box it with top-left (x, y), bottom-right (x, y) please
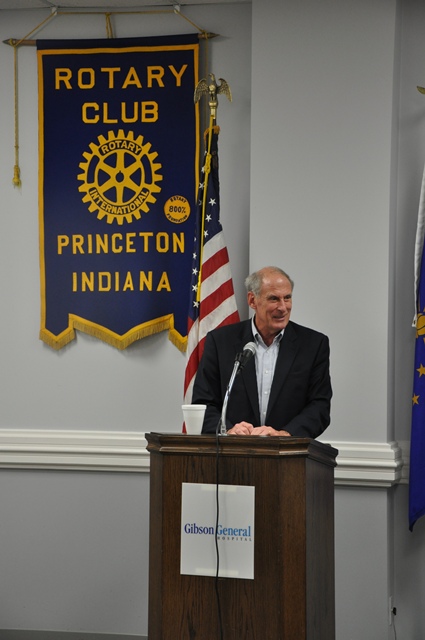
top-left (237, 341), bottom-right (256, 371)
top-left (242, 341), bottom-right (256, 356)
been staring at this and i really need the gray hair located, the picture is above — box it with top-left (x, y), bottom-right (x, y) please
top-left (245, 267), bottom-right (294, 297)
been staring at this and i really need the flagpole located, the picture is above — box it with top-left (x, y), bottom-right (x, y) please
top-left (193, 74), bottom-right (232, 303)
top-left (196, 115), bottom-right (215, 302)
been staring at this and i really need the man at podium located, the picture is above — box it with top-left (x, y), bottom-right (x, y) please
top-left (192, 266), bottom-right (332, 437)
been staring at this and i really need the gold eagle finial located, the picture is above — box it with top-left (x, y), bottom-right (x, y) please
top-left (194, 73), bottom-right (232, 118)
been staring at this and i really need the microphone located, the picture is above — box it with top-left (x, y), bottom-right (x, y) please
top-left (235, 341), bottom-right (256, 371)
top-left (219, 341), bottom-right (257, 436)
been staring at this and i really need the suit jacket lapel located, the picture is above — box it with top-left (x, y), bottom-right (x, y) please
top-left (237, 322), bottom-right (261, 423)
top-left (241, 358), bottom-right (260, 423)
top-left (266, 322), bottom-right (298, 420)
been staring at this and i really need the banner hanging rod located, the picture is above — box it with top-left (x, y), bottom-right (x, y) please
top-left (3, 32), bottom-right (218, 47)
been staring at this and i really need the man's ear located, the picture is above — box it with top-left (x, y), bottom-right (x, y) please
top-left (247, 292), bottom-right (256, 310)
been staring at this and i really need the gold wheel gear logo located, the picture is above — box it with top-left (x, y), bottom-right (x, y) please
top-left (78, 129), bottom-right (163, 225)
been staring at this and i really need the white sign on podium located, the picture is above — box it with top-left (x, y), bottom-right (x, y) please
top-left (180, 483), bottom-right (255, 580)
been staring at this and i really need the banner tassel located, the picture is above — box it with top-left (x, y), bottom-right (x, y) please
top-left (12, 164), bottom-right (21, 188)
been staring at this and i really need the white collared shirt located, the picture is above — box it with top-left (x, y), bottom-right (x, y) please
top-left (251, 317), bottom-right (284, 424)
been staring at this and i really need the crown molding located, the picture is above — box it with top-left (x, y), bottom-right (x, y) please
top-left (321, 439), bottom-right (404, 487)
top-left (0, 429), bottom-right (150, 473)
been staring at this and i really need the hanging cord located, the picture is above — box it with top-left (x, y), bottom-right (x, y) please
top-left (4, 7), bottom-right (217, 46)
top-left (105, 13), bottom-right (114, 39)
top-left (57, 6), bottom-right (210, 38)
top-left (12, 45), bottom-right (20, 187)
top-left (10, 8), bottom-right (58, 187)
top-left (10, 7), bottom-right (58, 47)
top-left (173, 4), bottom-right (206, 35)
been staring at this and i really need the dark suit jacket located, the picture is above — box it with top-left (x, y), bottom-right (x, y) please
top-left (192, 319), bottom-right (332, 438)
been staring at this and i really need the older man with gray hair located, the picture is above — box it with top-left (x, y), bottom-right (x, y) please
top-left (192, 266), bottom-right (332, 437)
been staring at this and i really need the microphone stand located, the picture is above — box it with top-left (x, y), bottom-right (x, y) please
top-left (219, 360), bottom-right (241, 436)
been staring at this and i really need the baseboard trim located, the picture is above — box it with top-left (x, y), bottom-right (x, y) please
top-left (0, 429), bottom-right (405, 488)
top-left (0, 632), bottom-right (146, 640)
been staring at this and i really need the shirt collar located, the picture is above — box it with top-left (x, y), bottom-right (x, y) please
top-left (251, 316), bottom-right (285, 347)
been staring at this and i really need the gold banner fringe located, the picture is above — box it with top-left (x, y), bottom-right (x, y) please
top-left (39, 328), bottom-right (75, 350)
top-left (39, 314), bottom-right (188, 352)
top-left (168, 329), bottom-right (187, 352)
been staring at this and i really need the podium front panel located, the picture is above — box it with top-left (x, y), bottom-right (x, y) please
top-left (146, 434), bottom-right (337, 640)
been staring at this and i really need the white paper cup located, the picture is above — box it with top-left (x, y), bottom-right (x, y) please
top-left (182, 404), bottom-right (206, 434)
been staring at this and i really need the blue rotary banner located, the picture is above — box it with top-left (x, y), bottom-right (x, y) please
top-left (37, 34), bottom-right (199, 350)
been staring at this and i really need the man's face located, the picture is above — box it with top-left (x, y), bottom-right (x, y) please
top-left (248, 272), bottom-right (293, 345)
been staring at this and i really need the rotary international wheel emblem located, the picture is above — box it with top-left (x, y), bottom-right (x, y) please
top-left (77, 130), bottom-right (163, 225)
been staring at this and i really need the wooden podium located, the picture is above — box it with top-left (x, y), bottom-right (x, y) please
top-left (146, 433), bottom-right (338, 640)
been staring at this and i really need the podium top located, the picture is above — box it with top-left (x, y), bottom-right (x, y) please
top-left (146, 433), bottom-right (338, 467)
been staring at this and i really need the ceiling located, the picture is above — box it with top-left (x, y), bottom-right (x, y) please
top-left (0, 0), bottom-right (248, 9)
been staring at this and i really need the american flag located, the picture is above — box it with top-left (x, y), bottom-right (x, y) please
top-left (183, 126), bottom-right (240, 404)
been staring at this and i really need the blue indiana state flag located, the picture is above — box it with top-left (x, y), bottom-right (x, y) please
top-left (410, 165), bottom-right (425, 530)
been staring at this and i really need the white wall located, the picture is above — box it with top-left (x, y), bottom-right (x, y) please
top-left (2, 0), bottom-right (425, 638)
top-left (251, 0), bottom-right (396, 445)
top-left (0, 469), bottom-right (151, 634)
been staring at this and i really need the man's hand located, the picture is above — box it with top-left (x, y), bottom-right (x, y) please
top-left (251, 426), bottom-right (291, 436)
top-left (227, 423), bottom-right (292, 436)
top-left (227, 421), bottom-right (254, 435)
